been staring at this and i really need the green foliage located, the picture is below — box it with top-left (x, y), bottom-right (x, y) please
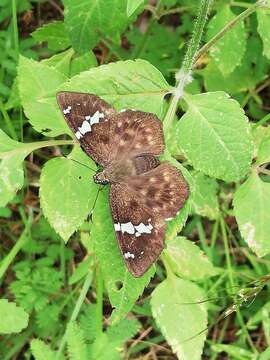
top-left (0, 130), bottom-right (32, 206)
top-left (127, 0), bottom-right (147, 17)
top-left (67, 322), bottom-right (88, 360)
top-left (164, 236), bottom-right (218, 280)
top-left (191, 172), bottom-right (219, 220)
top-left (32, 21), bottom-right (71, 51)
top-left (151, 275), bottom-right (208, 360)
top-left (233, 171), bottom-right (270, 257)
top-left (31, 339), bottom-right (59, 360)
top-left (92, 188), bottom-right (155, 324)
top-left (40, 147), bottom-right (97, 242)
top-left (63, 0), bottom-right (135, 53)
top-left (0, 299), bottom-right (29, 334)
top-left (207, 6), bottom-right (246, 75)
top-left (257, 7), bottom-right (270, 60)
top-left (127, 23), bottom-right (181, 76)
top-left (59, 59), bottom-right (170, 117)
top-left (18, 56), bottom-right (69, 136)
top-left (1, 0), bottom-right (270, 359)
top-left (177, 91), bottom-right (253, 182)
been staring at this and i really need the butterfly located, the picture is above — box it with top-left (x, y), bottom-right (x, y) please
top-left (57, 92), bottom-right (189, 277)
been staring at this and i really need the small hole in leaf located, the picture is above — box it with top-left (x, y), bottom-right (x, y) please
top-left (41, 128), bottom-right (52, 133)
top-left (78, 176), bottom-right (82, 179)
top-left (115, 281), bottom-right (123, 291)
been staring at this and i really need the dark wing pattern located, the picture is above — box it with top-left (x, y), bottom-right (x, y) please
top-left (110, 183), bottom-right (165, 277)
top-left (57, 91), bottom-right (116, 166)
top-left (109, 162), bottom-right (189, 276)
top-left (107, 110), bottom-right (165, 163)
top-left (126, 162), bottom-right (189, 220)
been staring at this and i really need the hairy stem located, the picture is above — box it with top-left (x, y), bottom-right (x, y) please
top-left (163, 0), bottom-right (212, 137)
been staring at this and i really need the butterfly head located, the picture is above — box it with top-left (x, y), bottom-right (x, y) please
top-left (93, 170), bottom-right (109, 185)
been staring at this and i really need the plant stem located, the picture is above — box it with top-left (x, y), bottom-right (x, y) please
top-left (0, 210), bottom-right (33, 280)
top-left (95, 265), bottom-right (104, 336)
top-left (220, 216), bottom-right (258, 353)
top-left (254, 113), bottom-right (270, 128)
top-left (11, 0), bottom-right (19, 59)
top-left (163, 0), bottom-right (212, 137)
top-left (60, 239), bottom-right (66, 286)
top-left (0, 139), bottom-right (74, 159)
top-left (0, 99), bottom-right (18, 140)
top-left (57, 271), bottom-right (93, 359)
top-left (194, 0), bottom-right (267, 65)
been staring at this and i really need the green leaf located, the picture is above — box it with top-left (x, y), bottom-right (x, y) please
top-left (92, 187), bottom-right (155, 324)
top-left (256, 133), bottom-right (270, 165)
top-left (164, 237), bottom-right (218, 280)
top-left (89, 318), bottom-right (140, 360)
top-left (0, 130), bottom-right (33, 207)
top-left (191, 172), bottom-right (219, 219)
top-left (177, 92), bottom-right (253, 182)
top-left (127, 0), bottom-right (146, 16)
top-left (257, 7), bottom-right (270, 60)
top-left (0, 299), bottom-right (29, 334)
top-left (18, 56), bottom-right (68, 137)
top-left (60, 59), bottom-right (170, 118)
top-left (151, 276), bottom-right (207, 360)
top-left (207, 6), bottom-right (246, 75)
top-left (69, 256), bottom-right (93, 285)
top-left (67, 322), bottom-right (88, 360)
top-left (64, 0), bottom-right (131, 53)
top-left (233, 171), bottom-right (270, 257)
top-left (70, 51), bottom-right (97, 76)
top-left (42, 49), bottom-right (74, 76)
top-left (211, 344), bottom-right (254, 360)
top-left (40, 147), bottom-right (97, 242)
top-left (31, 339), bottom-right (59, 360)
top-left (127, 23), bottom-right (181, 76)
top-left (32, 21), bottom-right (71, 51)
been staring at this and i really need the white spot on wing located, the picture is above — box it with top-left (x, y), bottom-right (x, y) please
top-left (63, 106), bottom-right (72, 114)
top-left (124, 252), bottom-right (135, 259)
top-left (114, 223), bottom-right (121, 231)
top-left (121, 222), bottom-right (135, 234)
top-left (90, 110), bottom-right (104, 125)
top-left (78, 120), bottom-right (91, 135)
top-left (75, 131), bottom-right (83, 139)
top-left (165, 217), bottom-right (173, 222)
top-left (134, 222), bottom-right (153, 234)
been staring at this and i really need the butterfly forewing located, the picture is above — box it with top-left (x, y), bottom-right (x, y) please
top-left (110, 183), bottom-right (165, 277)
top-left (57, 91), bottom-right (189, 277)
top-left (57, 91), bottom-right (116, 165)
top-left (107, 110), bottom-right (165, 163)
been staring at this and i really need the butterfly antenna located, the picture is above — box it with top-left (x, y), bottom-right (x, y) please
top-left (88, 185), bottom-right (103, 222)
top-left (65, 157), bottom-right (96, 173)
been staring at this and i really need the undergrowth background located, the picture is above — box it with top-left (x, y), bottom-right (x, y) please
top-left (1, 0), bottom-right (270, 359)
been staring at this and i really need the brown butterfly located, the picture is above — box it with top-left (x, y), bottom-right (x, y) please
top-left (57, 92), bottom-right (189, 277)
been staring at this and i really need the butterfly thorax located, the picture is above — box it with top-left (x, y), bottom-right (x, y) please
top-left (93, 155), bottom-right (160, 185)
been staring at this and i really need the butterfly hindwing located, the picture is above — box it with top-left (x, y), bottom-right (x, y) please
top-left (127, 161), bottom-right (189, 220)
top-left (57, 91), bottom-right (190, 277)
top-left (110, 183), bottom-right (165, 277)
top-left (57, 91), bottom-right (116, 165)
